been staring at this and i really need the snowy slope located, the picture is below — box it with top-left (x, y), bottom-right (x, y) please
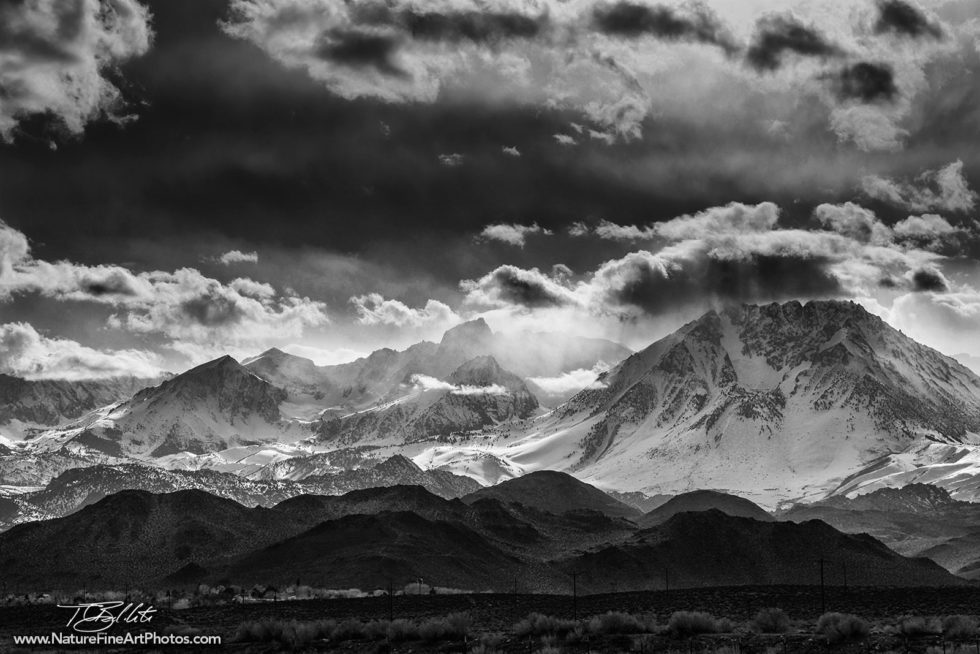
top-left (316, 356), bottom-right (540, 446)
top-left (415, 301), bottom-right (980, 508)
top-left (0, 374), bottom-right (166, 440)
top-left (23, 356), bottom-right (308, 460)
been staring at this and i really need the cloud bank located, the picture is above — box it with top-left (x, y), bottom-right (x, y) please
top-left (0, 0), bottom-right (154, 140)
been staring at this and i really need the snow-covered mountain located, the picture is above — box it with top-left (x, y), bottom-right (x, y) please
top-left (243, 319), bottom-right (630, 416)
top-left (436, 300), bottom-right (980, 507)
top-left (24, 356), bottom-right (303, 460)
top-left (8, 300), bottom-right (980, 513)
top-left (0, 454), bottom-right (481, 530)
top-left (0, 374), bottom-right (166, 439)
top-left (316, 355), bottom-right (540, 445)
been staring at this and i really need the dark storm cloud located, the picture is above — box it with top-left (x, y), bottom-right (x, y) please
top-left (79, 271), bottom-right (140, 298)
top-left (594, 251), bottom-right (844, 316)
top-left (746, 15), bottom-right (842, 72)
top-left (462, 265), bottom-right (576, 309)
top-left (0, 0), bottom-right (152, 139)
top-left (830, 62), bottom-right (898, 104)
top-left (911, 267), bottom-right (949, 292)
top-left (180, 293), bottom-right (245, 327)
top-left (401, 10), bottom-right (545, 43)
top-left (592, 2), bottom-right (737, 54)
top-left (0, 0), bottom-right (85, 65)
top-left (874, 0), bottom-right (943, 40)
top-left (315, 30), bottom-right (406, 77)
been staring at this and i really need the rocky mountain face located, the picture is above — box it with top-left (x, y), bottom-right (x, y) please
top-left (23, 356), bottom-right (296, 460)
top-left (0, 374), bottom-right (165, 435)
top-left (0, 455), bottom-right (481, 530)
top-left (316, 356), bottom-right (540, 445)
top-left (509, 300), bottom-right (980, 508)
top-left (243, 319), bottom-right (629, 415)
top-left (638, 490), bottom-right (772, 528)
top-left (557, 509), bottom-right (958, 591)
top-left (781, 484), bottom-right (980, 579)
top-left (0, 479), bottom-right (960, 591)
top-left (462, 470), bottom-right (641, 519)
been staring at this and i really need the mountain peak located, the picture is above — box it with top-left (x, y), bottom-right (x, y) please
top-left (449, 355), bottom-right (508, 385)
top-left (463, 470), bottom-right (640, 518)
top-left (439, 318), bottom-right (494, 348)
top-left (185, 355), bottom-right (243, 376)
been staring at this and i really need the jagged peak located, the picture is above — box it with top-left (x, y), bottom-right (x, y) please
top-left (373, 454), bottom-right (423, 474)
top-left (243, 347), bottom-right (317, 369)
top-left (439, 318), bottom-right (494, 346)
top-left (181, 355), bottom-right (246, 377)
top-left (449, 355), bottom-right (524, 388)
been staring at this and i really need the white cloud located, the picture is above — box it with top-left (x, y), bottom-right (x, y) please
top-left (438, 153), bottom-right (465, 167)
top-left (219, 0), bottom-right (973, 151)
top-left (656, 201), bottom-right (780, 241)
top-left (409, 374), bottom-right (507, 396)
top-left (578, 202), bottom-right (781, 242)
top-left (218, 250), bottom-right (259, 265)
top-left (464, 199), bottom-right (946, 319)
top-left (829, 105), bottom-right (908, 153)
top-left (0, 0), bottom-right (153, 140)
top-left (0, 322), bottom-right (163, 380)
top-left (813, 202), bottom-right (893, 245)
top-left (280, 343), bottom-right (363, 366)
top-left (479, 223), bottom-right (552, 247)
top-left (452, 383), bottom-right (508, 396)
top-left (862, 160), bottom-right (978, 213)
top-left (0, 221), bottom-right (329, 354)
top-left (461, 265), bottom-right (580, 309)
top-left (888, 289), bottom-right (980, 356)
top-left (502, 146), bottom-right (521, 157)
top-left (594, 221), bottom-right (657, 241)
top-left (350, 293), bottom-right (460, 329)
top-left (528, 363), bottom-right (610, 395)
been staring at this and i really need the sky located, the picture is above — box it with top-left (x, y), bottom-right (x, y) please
top-left (0, 0), bottom-right (979, 379)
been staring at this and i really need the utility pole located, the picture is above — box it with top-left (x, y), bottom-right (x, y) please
top-left (418, 577), bottom-right (423, 596)
top-left (818, 558), bottom-right (826, 615)
top-left (842, 561), bottom-right (847, 591)
top-left (570, 572), bottom-right (579, 621)
top-left (664, 568), bottom-right (669, 598)
top-left (387, 579), bottom-right (393, 622)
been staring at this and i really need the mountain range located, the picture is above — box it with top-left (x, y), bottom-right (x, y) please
top-left (0, 473), bottom-right (959, 592)
top-left (3, 300), bottom-right (980, 582)
top-left (472, 300), bottom-right (980, 508)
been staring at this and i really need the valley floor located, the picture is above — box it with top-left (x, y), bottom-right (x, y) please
top-left (3, 586), bottom-right (980, 652)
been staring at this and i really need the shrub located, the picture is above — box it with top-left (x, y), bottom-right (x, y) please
top-left (668, 611), bottom-right (719, 637)
top-left (752, 608), bottom-right (791, 634)
top-left (332, 619), bottom-right (369, 642)
top-left (587, 611), bottom-right (654, 635)
top-left (900, 616), bottom-right (942, 637)
top-left (418, 613), bottom-right (472, 641)
top-left (232, 618), bottom-right (281, 643)
top-left (817, 613), bottom-right (869, 644)
top-left (513, 613), bottom-right (579, 637)
top-left (717, 618), bottom-right (737, 633)
top-left (943, 616), bottom-right (979, 640)
top-left (386, 619), bottom-right (420, 642)
top-left (233, 618), bottom-right (336, 645)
